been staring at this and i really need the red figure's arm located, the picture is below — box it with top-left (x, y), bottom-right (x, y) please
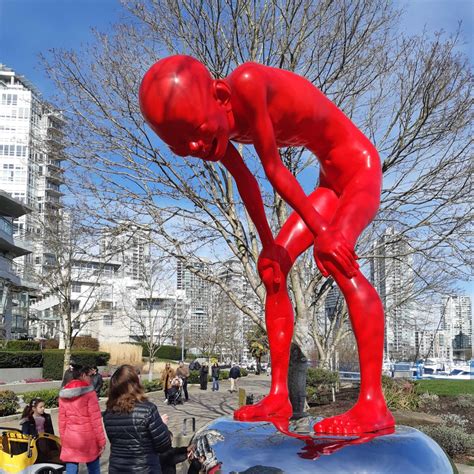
top-left (220, 142), bottom-right (274, 248)
top-left (251, 113), bottom-right (329, 237)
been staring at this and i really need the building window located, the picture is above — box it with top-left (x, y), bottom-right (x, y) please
top-left (72, 283), bottom-right (81, 293)
top-left (103, 314), bottom-right (113, 326)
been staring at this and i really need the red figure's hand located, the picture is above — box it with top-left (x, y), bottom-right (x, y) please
top-left (258, 244), bottom-right (292, 291)
top-left (314, 228), bottom-right (359, 279)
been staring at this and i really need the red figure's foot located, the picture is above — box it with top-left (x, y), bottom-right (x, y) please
top-left (234, 394), bottom-right (292, 421)
top-left (313, 400), bottom-right (395, 435)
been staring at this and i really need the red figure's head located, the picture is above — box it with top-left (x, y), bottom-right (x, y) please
top-left (139, 55), bottom-right (232, 162)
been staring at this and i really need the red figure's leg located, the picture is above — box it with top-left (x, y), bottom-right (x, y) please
top-left (234, 188), bottom-right (338, 421)
top-left (312, 262), bottom-right (395, 434)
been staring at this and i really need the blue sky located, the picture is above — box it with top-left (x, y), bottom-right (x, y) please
top-left (0, 0), bottom-right (472, 297)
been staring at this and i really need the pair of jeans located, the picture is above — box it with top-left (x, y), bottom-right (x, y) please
top-left (212, 377), bottom-right (219, 391)
top-left (66, 457), bottom-right (101, 474)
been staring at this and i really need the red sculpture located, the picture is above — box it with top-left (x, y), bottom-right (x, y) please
top-left (139, 55), bottom-right (395, 435)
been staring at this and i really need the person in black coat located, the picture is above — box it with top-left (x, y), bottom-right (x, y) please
top-left (211, 363), bottom-right (220, 391)
top-left (229, 364), bottom-right (241, 393)
top-left (103, 365), bottom-right (171, 474)
top-left (89, 366), bottom-right (103, 397)
top-left (199, 363), bottom-right (209, 390)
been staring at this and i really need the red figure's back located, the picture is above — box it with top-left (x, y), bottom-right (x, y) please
top-left (139, 55), bottom-right (394, 435)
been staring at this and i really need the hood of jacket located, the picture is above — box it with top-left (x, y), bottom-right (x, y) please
top-left (59, 379), bottom-right (94, 399)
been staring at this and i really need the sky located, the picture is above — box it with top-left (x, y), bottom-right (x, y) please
top-left (0, 0), bottom-right (472, 297)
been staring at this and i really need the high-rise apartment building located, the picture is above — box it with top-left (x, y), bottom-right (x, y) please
top-left (0, 191), bottom-right (34, 338)
top-left (0, 64), bottom-right (65, 336)
top-left (100, 224), bottom-right (151, 281)
top-left (369, 227), bottom-right (415, 360)
top-left (441, 295), bottom-right (472, 360)
top-left (176, 260), bottom-right (211, 341)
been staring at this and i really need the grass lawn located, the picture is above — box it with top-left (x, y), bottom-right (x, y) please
top-left (415, 379), bottom-right (474, 396)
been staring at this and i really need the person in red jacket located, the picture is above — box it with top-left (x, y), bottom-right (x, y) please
top-left (59, 365), bottom-right (106, 474)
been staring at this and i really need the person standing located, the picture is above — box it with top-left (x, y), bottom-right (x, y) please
top-left (160, 363), bottom-right (175, 401)
top-left (61, 359), bottom-right (79, 387)
top-left (59, 366), bottom-right (106, 474)
top-left (211, 363), bottom-right (220, 392)
top-left (103, 365), bottom-right (171, 474)
top-left (229, 364), bottom-right (241, 393)
top-left (199, 363), bottom-right (209, 390)
top-left (89, 366), bottom-right (103, 397)
top-left (175, 361), bottom-right (190, 401)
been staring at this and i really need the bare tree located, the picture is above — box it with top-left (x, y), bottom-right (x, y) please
top-left (43, 0), bottom-right (472, 403)
top-left (30, 206), bottom-right (122, 372)
top-left (117, 256), bottom-right (179, 380)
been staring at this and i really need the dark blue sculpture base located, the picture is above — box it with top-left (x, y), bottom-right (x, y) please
top-left (190, 416), bottom-right (455, 473)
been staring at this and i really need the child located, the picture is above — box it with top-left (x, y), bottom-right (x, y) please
top-left (20, 397), bottom-right (54, 436)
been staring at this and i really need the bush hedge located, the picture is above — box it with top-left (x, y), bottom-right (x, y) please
top-left (72, 336), bottom-right (99, 351)
top-left (43, 350), bottom-right (110, 380)
top-left (382, 376), bottom-right (420, 410)
top-left (306, 368), bottom-right (339, 405)
top-left (0, 351), bottom-right (43, 368)
top-left (99, 378), bottom-right (162, 398)
top-left (140, 344), bottom-right (185, 360)
top-left (0, 390), bottom-right (19, 416)
top-left (419, 425), bottom-right (474, 458)
top-left (5, 340), bottom-right (41, 351)
top-left (43, 339), bottom-right (59, 349)
top-left (22, 389), bottom-right (60, 409)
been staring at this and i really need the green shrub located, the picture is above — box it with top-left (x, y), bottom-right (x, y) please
top-left (307, 368), bottom-right (339, 387)
top-left (241, 368), bottom-right (248, 377)
top-left (142, 379), bottom-right (162, 392)
top-left (382, 376), bottom-right (420, 410)
top-left (23, 389), bottom-right (60, 408)
top-left (5, 340), bottom-right (41, 351)
top-left (455, 394), bottom-right (474, 409)
top-left (43, 350), bottom-right (111, 380)
top-left (419, 425), bottom-right (474, 458)
top-left (418, 392), bottom-right (440, 409)
top-left (42, 350), bottom-right (65, 380)
top-left (0, 351), bottom-right (43, 368)
top-left (305, 368), bottom-right (339, 405)
top-left (220, 370), bottom-right (229, 380)
top-left (72, 336), bottom-right (99, 351)
top-left (139, 344), bottom-right (185, 360)
top-left (99, 379), bottom-right (110, 398)
top-left (188, 370), bottom-right (200, 384)
top-left (0, 390), bottom-right (19, 416)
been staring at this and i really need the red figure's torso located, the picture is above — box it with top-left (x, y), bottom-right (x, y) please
top-left (226, 63), bottom-right (380, 195)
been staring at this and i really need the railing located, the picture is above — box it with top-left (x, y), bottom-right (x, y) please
top-left (338, 371), bottom-right (361, 382)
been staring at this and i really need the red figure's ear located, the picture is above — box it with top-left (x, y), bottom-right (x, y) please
top-left (213, 80), bottom-right (231, 109)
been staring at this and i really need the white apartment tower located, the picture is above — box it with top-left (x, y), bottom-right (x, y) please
top-left (369, 227), bottom-right (415, 360)
top-left (441, 295), bottom-right (472, 360)
top-left (0, 64), bottom-right (64, 281)
top-left (176, 260), bottom-right (211, 339)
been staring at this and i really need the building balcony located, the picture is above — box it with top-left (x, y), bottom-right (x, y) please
top-left (45, 185), bottom-right (64, 196)
top-left (45, 169), bottom-right (65, 184)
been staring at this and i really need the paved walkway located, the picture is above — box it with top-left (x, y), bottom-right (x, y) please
top-left (0, 374), bottom-right (271, 473)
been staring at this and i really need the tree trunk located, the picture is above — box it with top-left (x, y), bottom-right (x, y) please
top-left (148, 357), bottom-right (154, 381)
top-left (288, 343), bottom-right (308, 419)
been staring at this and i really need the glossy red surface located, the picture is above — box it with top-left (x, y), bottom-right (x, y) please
top-left (139, 55), bottom-right (395, 435)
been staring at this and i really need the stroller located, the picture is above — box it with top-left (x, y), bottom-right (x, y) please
top-left (167, 376), bottom-right (184, 406)
top-left (0, 427), bottom-right (64, 474)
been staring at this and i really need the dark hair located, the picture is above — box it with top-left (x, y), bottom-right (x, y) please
top-left (106, 364), bottom-right (147, 413)
top-left (72, 366), bottom-right (90, 380)
top-left (21, 397), bottom-right (45, 419)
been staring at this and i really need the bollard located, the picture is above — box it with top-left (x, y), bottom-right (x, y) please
top-left (174, 417), bottom-right (196, 447)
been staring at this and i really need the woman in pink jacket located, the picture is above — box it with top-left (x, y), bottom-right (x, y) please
top-left (59, 365), bottom-right (106, 474)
